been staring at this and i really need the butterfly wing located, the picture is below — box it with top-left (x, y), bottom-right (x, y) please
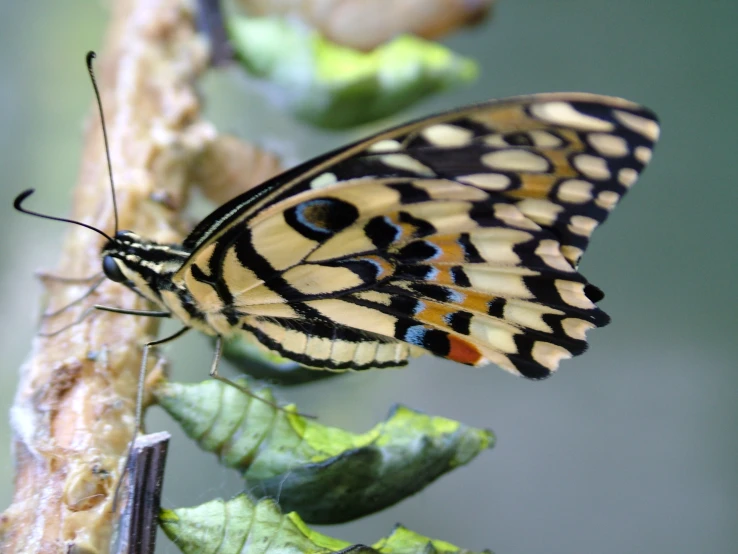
top-left (175, 93), bottom-right (659, 376)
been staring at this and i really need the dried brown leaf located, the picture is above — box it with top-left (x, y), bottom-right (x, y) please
top-left (237, 0), bottom-right (495, 51)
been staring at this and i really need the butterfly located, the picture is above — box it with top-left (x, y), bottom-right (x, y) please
top-left (18, 91), bottom-right (659, 381)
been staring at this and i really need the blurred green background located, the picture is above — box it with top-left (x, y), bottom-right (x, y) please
top-left (1, 1), bottom-right (737, 552)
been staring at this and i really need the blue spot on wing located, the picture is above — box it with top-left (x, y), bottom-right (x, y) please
top-left (425, 266), bottom-right (439, 281)
top-left (365, 258), bottom-right (386, 278)
top-left (295, 200), bottom-right (336, 235)
top-left (404, 325), bottom-right (428, 346)
top-left (284, 197), bottom-right (360, 241)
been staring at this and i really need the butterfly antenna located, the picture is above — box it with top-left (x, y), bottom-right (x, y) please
top-left (86, 51), bottom-right (119, 234)
top-left (14, 189), bottom-right (114, 242)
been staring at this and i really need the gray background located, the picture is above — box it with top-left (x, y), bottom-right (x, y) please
top-left (1, 1), bottom-right (736, 553)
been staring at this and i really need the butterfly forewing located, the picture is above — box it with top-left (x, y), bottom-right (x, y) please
top-left (175, 93), bottom-right (659, 377)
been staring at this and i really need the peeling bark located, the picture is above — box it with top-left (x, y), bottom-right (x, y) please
top-left (1, 0), bottom-right (214, 551)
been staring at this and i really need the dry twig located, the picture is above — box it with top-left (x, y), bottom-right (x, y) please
top-left (113, 432), bottom-right (171, 554)
top-left (1, 0), bottom-right (214, 551)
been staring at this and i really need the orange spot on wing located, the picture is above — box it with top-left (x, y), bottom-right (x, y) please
top-left (459, 290), bottom-right (498, 314)
top-left (447, 335), bottom-right (483, 365)
top-left (432, 267), bottom-right (455, 286)
top-left (507, 174), bottom-right (559, 199)
top-left (360, 255), bottom-right (395, 279)
top-left (416, 303), bottom-right (451, 327)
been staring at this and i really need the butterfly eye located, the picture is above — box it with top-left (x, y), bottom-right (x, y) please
top-left (102, 256), bottom-right (127, 283)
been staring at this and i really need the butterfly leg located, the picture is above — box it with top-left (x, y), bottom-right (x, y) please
top-left (35, 270), bottom-right (105, 322)
top-left (38, 305), bottom-right (100, 337)
top-left (113, 325), bottom-right (190, 511)
top-left (35, 270), bottom-right (104, 284)
top-left (38, 305), bottom-right (172, 338)
top-left (208, 336), bottom-right (316, 419)
top-left (39, 275), bottom-right (106, 319)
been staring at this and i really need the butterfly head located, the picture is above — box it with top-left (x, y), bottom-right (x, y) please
top-left (101, 231), bottom-right (188, 304)
top-left (101, 231), bottom-right (139, 282)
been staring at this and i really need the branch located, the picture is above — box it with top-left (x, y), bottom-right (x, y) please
top-left (1, 0), bottom-right (214, 551)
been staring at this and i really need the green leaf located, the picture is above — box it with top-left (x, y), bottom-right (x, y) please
top-left (227, 16), bottom-right (478, 129)
top-left (222, 336), bottom-right (341, 386)
top-left (154, 378), bottom-right (494, 523)
top-left (373, 525), bottom-right (492, 554)
top-left (159, 496), bottom-right (347, 554)
top-left (160, 495), bottom-right (491, 554)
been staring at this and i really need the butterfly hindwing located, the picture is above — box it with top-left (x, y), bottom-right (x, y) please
top-left (175, 93), bottom-right (659, 376)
